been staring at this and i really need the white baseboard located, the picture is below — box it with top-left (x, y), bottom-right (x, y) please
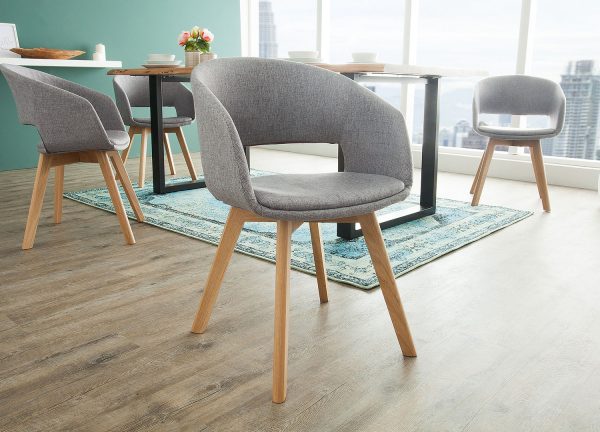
top-left (261, 144), bottom-right (600, 191)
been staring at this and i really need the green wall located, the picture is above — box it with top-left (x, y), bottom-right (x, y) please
top-left (0, 0), bottom-right (241, 171)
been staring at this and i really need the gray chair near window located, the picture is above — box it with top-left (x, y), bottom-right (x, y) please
top-left (189, 58), bottom-right (416, 403)
top-left (470, 75), bottom-right (566, 212)
top-left (0, 64), bottom-right (144, 249)
top-left (113, 76), bottom-right (198, 187)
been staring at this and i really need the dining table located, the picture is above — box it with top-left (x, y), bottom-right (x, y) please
top-left (108, 62), bottom-right (487, 239)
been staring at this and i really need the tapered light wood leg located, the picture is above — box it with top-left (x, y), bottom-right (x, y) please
top-left (138, 128), bottom-right (148, 188)
top-left (54, 165), bottom-right (64, 224)
top-left (109, 151), bottom-right (144, 222)
top-left (273, 220), bottom-right (293, 403)
top-left (191, 208), bottom-right (246, 333)
top-left (174, 127), bottom-right (198, 181)
top-left (309, 222), bottom-right (328, 303)
top-left (470, 152), bottom-right (485, 194)
top-left (97, 152), bottom-right (135, 245)
top-left (22, 154), bottom-right (52, 250)
top-left (358, 213), bottom-right (416, 357)
top-left (471, 141), bottom-right (496, 206)
top-left (530, 142), bottom-right (551, 212)
top-left (164, 132), bottom-right (176, 176)
top-left (115, 127), bottom-right (136, 181)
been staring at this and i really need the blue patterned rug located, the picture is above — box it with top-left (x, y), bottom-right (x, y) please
top-left (64, 172), bottom-right (532, 290)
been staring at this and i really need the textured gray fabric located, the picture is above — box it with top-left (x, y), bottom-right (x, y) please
top-left (113, 76), bottom-right (195, 128)
top-left (473, 75), bottom-right (566, 140)
top-left (0, 64), bottom-right (125, 154)
top-left (132, 116), bottom-right (193, 127)
top-left (252, 173), bottom-right (405, 211)
top-left (191, 57), bottom-right (413, 221)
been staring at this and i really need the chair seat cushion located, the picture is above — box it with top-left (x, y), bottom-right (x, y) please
top-left (477, 123), bottom-right (557, 140)
top-left (132, 116), bottom-right (193, 128)
top-left (106, 130), bottom-right (131, 151)
top-left (251, 172), bottom-right (405, 212)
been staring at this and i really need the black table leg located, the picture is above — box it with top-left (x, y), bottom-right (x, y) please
top-left (149, 75), bottom-right (166, 194)
top-left (337, 76), bottom-right (440, 240)
top-left (149, 75), bottom-right (206, 193)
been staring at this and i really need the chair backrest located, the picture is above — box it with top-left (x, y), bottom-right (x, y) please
top-left (191, 57), bottom-right (412, 210)
top-left (474, 75), bottom-right (566, 119)
top-left (1, 64), bottom-right (120, 154)
top-left (113, 75), bottom-right (195, 125)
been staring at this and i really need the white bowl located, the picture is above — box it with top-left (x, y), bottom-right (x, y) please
top-left (352, 52), bottom-right (378, 63)
top-left (288, 50), bottom-right (319, 59)
top-left (147, 53), bottom-right (175, 62)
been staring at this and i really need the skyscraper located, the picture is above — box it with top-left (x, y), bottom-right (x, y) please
top-left (259, 0), bottom-right (278, 58)
top-left (550, 60), bottom-right (600, 160)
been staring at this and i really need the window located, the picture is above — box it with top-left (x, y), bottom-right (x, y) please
top-left (412, 0), bottom-right (521, 150)
top-left (258, 0), bottom-right (317, 59)
top-left (531, 0), bottom-right (600, 161)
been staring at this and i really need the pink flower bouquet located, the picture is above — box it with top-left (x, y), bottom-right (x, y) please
top-left (178, 26), bottom-right (214, 53)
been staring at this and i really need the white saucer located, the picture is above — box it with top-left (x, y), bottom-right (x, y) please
top-left (284, 58), bottom-right (323, 64)
top-left (143, 63), bottom-right (183, 68)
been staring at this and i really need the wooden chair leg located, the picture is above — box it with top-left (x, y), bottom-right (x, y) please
top-left (471, 141), bottom-right (496, 206)
top-left (273, 220), bottom-right (293, 403)
top-left (115, 127), bottom-right (136, 181)
top-left (164, 132), bottom-right (176, 176)
top-left (96, 151), bottom-right (136, 245)
top-left (175, 127), bottom-right (198, 181)
top-left (358, 212), bottom-right (416, 357)
top-left (54, 165), bottom-right (64, 224)
top-left (530, 142), bottom-right (551, 212)
top-left (309, 222), bottom-right (328, 303)
top-left (22, 154), bottom-right (52, 250)
top-left (470, 152), bottom-right (485, 195)
top-left (138, 128), bottom-right (148, 188)
top-left (191, 208), bottom-right (246, 333)
top-left (109, 151), bottom-right (144, 223)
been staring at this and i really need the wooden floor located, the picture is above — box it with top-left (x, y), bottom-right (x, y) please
top-left (1, 149), bottom-right (599, 432)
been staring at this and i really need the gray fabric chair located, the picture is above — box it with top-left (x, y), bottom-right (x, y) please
top-left (189, 57), bottom-right (416, 403)
top-left (1, 64), bottom-right (144, 249)
top-left (471, 75), bottom-right (566, 211)
top-left (113, 76), bottom-right (197, 187)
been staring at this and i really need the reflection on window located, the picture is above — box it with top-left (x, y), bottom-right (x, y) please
top-left (531, 0), bottom-right (600, 161)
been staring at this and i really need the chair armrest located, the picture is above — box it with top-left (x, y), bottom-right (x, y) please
top-left (31, 82), bottom-right (114, 153)
top-left (170, 83), bottom-right (195, 120)
top-left (59, 80), bottom-right (125, 131)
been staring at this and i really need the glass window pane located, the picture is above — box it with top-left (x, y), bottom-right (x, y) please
top-left (531, 0), bottom-right (600, 161)
top-left (329, 0), bottom-right (404, 64)
top-left (413, 0), bottom-right (521, 149)
top-left (259, 0), bottom-right (317, 59)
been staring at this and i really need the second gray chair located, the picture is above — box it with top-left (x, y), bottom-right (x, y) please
top-left (189, 58), bottom-right (416, 403)
top-left (113, 76), bottom-right (198, 187)
top-left (1, 64), bottom-right (144, 249)
top-left (471, 75), bottom-right (566, 211)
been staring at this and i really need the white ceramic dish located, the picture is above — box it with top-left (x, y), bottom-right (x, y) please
top-left (145, 60), bottom-right (182, 65)
top-left (285, 58), bottom-right (323, 64)
top-left (147, 53), bottom-right (176, 62)
top-left (143, 63), bottom-right (182, 69)
top-left (288, 50), bottom-right (319, 59)
top-left (352, 52), bottom-right (377, 63)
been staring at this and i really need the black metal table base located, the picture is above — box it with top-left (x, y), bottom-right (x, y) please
top-left (337, 73), bottom-right (440, 240)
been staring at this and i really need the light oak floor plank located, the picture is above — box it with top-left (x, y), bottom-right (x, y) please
top-left (1, 149), bottom-right (599, 431)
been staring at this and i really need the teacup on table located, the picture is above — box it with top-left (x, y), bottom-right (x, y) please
top-left (147, 54), bottom-right (176, 62)
top-left (352, 52), bottom-right (378, 63)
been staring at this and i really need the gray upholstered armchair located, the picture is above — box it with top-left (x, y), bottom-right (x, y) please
top-left (113, 76), bottom-right (197, 186)
top-left (189, 58), bottom-right (416, 403)
top-left (1, 64), bottom-right (144, 249)
top-left (471, 75), bottom-right (566, 211)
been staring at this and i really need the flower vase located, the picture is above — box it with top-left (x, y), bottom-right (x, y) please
top-left (185, 51), bottom-right (202, 68)
top-left (200, 52), bottom-right (218, 63)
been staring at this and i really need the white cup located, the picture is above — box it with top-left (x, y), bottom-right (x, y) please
top-left (95, 43), bottom-right (106, 54)
top-left (148, 54), bottom-right (175, 62)
top-left (352, 52), bottom-right (378, 63)
top-left (93, 52), bottom-right (106, 61)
